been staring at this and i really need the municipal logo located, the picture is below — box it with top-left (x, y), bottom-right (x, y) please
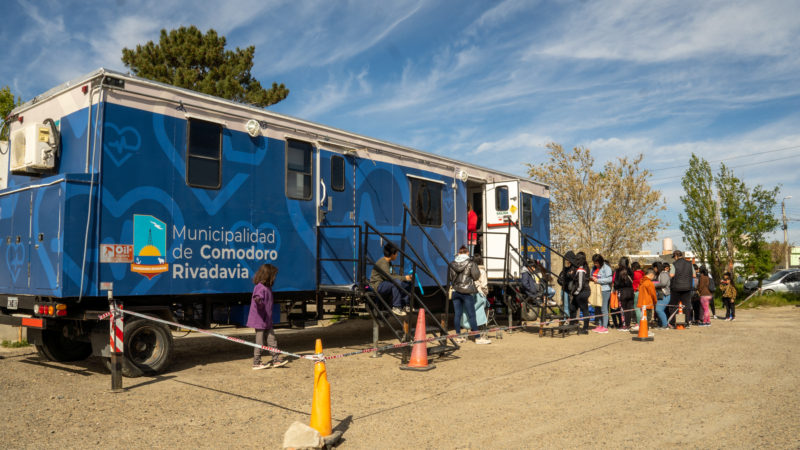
top-left (131, 215), bottom-right (168, 279)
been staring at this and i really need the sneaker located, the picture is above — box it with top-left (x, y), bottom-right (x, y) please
top-left (618, 327), bottom-right (629, 332)
top-left (392, 307), bottom-right (406, 316)
top-left (547, 300), bottom-right (557, 306)
top-left (475, 337), bottom-right (492, 345)
top-left (730, 317), bottom-right (735, 322)
top-left (272, 359), bottom-right (288, 368)
top-left (631, 325), bottom-right (640, 332)
top-left (404, 306), bottom-right (411, 313)
top-left (252, 362), bottom-right (272, 370)
top-left (578, 329), bottom-right (589, 335)
top-left (454, 337), bottom-right (466, 344)
top-left (592, 326), bottom-right (608, 334)
top-left (712, 315), bottom-right (719, 319)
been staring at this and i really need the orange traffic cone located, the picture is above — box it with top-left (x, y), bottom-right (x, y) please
top-left (676, 302), bottom-right (685, 330)
top-left (633, 306), bottom-right (653, 341)
top-left (400, 309), bottom-right (435, 371)
top-left (309, 339), bottom-right (332, 437)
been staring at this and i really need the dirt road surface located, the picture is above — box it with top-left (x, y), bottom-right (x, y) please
top-left (2, 306), bottom-right (799, 448)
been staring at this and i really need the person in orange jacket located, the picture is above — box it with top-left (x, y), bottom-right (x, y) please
top-left (634, 267), bottom-right (657, 330)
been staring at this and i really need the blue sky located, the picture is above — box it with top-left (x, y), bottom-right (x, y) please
top-left (2, 0), bottom-right (799, 253)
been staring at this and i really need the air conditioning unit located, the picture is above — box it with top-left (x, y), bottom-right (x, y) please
top-left (10, 122), bottom-right (57, 172)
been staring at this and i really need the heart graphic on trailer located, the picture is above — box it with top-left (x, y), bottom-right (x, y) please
top-left (6, 241), bottom-right (25, 283)
top-left (104, 123), bottom-right (142, 167)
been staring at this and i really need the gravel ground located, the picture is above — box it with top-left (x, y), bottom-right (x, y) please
top-left (1, 306), bottom-right (799, 449)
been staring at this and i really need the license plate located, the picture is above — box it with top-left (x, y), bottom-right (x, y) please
top-left (7, 297), bottom-right (18, 310)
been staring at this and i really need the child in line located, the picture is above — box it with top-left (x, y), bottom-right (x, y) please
top-left (248, 264), bottom-right (288, 370)
top-left (632, 267), bottom-right (657, 332)
top-left (721, 272), bottom-right (737, 321)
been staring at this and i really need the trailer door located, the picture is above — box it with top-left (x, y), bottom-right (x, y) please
top-left (316, 149), bottom-right (357, 286)
top-left (484, 180), bottom-right (521, 280)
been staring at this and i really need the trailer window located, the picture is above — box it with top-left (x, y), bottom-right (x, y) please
top-left (331, 155), bottom-right (345, 192)
top-left (286, 139), bottom-right (313, 200)
top-left (522, 193), bottom-right (533, 227)
top-left (495, 186), bottom-right (509, 211)
top-left (410, 178), bottom-right (442, 227)
top-left (186, 118), bottom-right (222, 189)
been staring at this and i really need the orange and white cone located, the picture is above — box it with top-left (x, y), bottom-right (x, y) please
top-left (633, 306), bottom-right (653, 341)
top-left (400, 309), bottom-right (435, 371)
top-left (676, 302), bottom-right (685, 330)
top-left (309, 339), bottom-right (332, 437)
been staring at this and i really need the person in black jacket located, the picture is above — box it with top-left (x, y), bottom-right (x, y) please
top-left (569, 252), bottom-right (591, 334)
top-left (614, 256), bottom-right (635, 330)
top-left (669, 250), bottom-right (695, 327)
top-left (557, 251), bottom-right (576, 321)
top-left (449, 245), bottom-right (481, 342)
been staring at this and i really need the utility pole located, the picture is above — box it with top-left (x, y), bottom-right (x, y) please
top-left (783, 196), bottom-right (792, 269)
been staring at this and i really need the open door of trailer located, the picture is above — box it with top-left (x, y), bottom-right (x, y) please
top-left (316, 148), bottom-right (358, 287)
top-left (484, 180), bottom-right (522, 280)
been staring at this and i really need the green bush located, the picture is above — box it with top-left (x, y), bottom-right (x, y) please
top-left (1, 339), bottom-right (29, 348)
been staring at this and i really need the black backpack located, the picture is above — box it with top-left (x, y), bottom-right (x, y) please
top-left (709, 277), bottom-right (716, 293)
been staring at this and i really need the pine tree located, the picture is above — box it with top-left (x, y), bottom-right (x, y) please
top-left (121, 26), bottom-right (288, 107)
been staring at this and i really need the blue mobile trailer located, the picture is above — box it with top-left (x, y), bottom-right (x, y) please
top-left (0, 69), bottom-right (549, 375)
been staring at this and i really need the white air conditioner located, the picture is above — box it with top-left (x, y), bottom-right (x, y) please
top-left (10, 122), bottom-right (57, 172)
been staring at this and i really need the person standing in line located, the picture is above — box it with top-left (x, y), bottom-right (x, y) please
top-left (569, 252), bottom-right (592, 335)
top-left (669, 250), bottom-right (695, 328)
top-left (634, 267), bottom-right (658, 331)
top-left (248, 264), bottom-right (288, 370)
top-left (468, 252), bottom-right (491, 345)
top-left (691, 263), bottom-right (702, 325)
top-left (697, 266), bottom-right (712, 326)
top-left (467, 203), bottom-right (478, 257)
top-left (631, 261), bottom-right (645, 322)
top-left (449, 245), bottom-right (481, 342)
top-left (590, 253), bottom-right (613, 334)
top-left (721, 272), bottom-right (737, 321)
top-left (614, 257), bottom-right (635, 331)
top-left (653, 262), bottom-right (672, 329)
top-left (557, 251), bottom-right (576, 323)
top-left (708, 270), bottom-right (718, 319)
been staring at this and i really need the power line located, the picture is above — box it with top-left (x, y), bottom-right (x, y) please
top-left (648, 144), bottom-right (800, 172)
top-left (649, 153), bottom-right (800, 185)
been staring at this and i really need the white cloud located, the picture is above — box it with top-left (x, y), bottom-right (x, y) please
top-left (533, 0), bottom-right (800, 63)
top-left (293, 68), bottom-right (372, 118)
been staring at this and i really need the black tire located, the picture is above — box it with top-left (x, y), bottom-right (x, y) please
top-left (762, 289), bottom-right (774, 295)
top-left (37, 326), bottom-right (93, 362)
top-left (105, 319), bottom-right (173, 377)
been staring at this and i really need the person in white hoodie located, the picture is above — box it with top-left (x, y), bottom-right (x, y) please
top-left (463, 253), bottom-right (491, 345)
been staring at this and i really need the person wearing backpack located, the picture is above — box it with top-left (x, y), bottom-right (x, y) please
top-left (449, 245), bottom-right (481, 342)
top-left (708, 271), bottom-right (718, 319)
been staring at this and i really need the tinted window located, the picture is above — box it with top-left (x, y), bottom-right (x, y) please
top-left (186, 118), bottom-right (222, 189)
top-left (410, 178), bottom-right (442, 227)
top-left (522, 193), bottom-right (533, 227)
top-left (331, 155), bottom-right (345, 192)
top-left (286, 139), bottom-right (313, 200)
top-left (783, 272), bottom-right (800, 283)
top-left (495, 186), bottom-right (509, 211)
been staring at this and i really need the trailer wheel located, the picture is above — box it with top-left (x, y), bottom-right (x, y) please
top-left (106, 319), bottom-right (173, 377)
top-left (36, 326), bottom-right (93, 362)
